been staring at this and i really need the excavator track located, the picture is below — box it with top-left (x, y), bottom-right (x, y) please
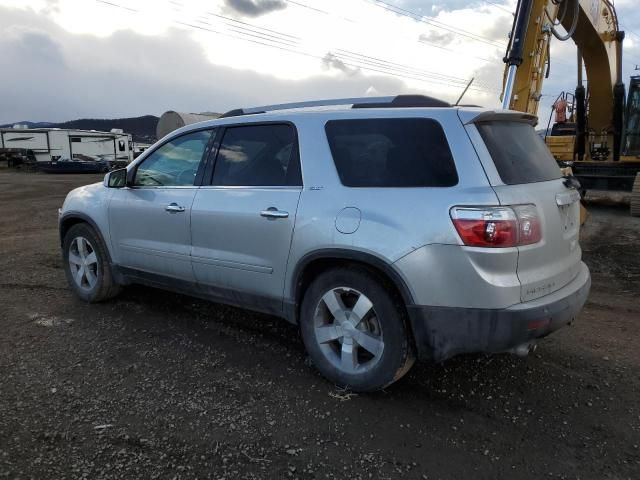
top-left (631, 173), bottom-right (640, 217)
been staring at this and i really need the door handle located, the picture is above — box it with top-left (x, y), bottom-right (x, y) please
top-left (260, 207), bottom-right (289, 219)
top-left (165, 203), bottom-right (186, 213)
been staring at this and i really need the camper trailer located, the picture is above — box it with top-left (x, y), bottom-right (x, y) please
top-left (0, 126), bottom-right (133, 172)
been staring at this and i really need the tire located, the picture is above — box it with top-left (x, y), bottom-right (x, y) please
top-left (299, 267), bottom-right (415, 392)
top-left (631, 173), bottom-right (640, 217)
top-left (62, 223), bottom-right (121, 302)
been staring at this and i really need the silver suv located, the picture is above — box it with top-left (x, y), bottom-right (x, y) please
top-left (59, 95), bottom-right (591, 391)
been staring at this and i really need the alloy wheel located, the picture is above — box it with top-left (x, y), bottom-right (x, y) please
top-left (313, 287), bottom-right (384, 374)
top-left (68, 236), bottom-right (99, 291)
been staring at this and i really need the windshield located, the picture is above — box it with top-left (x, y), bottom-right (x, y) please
top-left (477, 121), bottom-right (562, 185)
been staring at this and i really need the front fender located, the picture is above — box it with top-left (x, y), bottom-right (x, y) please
top-left (59, 182), bottom-right (115, 260)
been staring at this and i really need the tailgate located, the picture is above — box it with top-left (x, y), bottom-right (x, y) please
top-left (468, 117), bottom-right (583, 302)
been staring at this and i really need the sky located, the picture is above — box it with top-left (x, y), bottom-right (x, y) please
top-left (0, 0), bottom-right (639, 124)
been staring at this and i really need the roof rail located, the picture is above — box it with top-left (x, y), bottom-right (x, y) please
top-left (219, 94), bottom-right (451, 118)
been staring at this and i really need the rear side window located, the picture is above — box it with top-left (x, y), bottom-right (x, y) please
top-left (212, 124), bottom-right (301, 186)
top-left (477, 121), bottom-right (561, 185)
top-left (325, 118), bottom-right (458, 187)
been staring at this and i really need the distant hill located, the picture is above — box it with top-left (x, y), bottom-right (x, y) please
top-left (0, 115), bottom-right (159, 143)
top-left (55, 116), bottom-right (159, 143)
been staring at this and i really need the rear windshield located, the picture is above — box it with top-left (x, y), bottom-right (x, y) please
top-left (477, 121), bottom-right (561, 185)
top-left (325, 118), bottom-right (458, 187)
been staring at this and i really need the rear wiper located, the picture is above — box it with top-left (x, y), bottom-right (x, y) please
top-left (563, 175), bottom-right (581, 191)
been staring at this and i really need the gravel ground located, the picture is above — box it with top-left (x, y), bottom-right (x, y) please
top-left (0, 170), bottom-right (638, 479)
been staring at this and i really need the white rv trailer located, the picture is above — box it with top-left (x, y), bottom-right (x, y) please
top-left (0, 126), bottom-right (133, 170)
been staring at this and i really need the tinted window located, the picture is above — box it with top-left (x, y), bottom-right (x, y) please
top-left (212, 124), bottom-right (300, 186)
top-left (134, 130), bottom-right (212, 187)
top-left (624, 80), bottom-right (640, 155)
top-left (325, 118), bottom-right (458, 187)
top-left (477, 121), bottom-right (561, 185)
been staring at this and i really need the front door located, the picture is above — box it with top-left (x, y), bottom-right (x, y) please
top-left (190, 123), bottom-right (302, 305)
top-left (108, 129), bottom-right (213, 281)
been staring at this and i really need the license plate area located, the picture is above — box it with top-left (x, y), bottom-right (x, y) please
top-left (556, 190), bottom-right (580, 237)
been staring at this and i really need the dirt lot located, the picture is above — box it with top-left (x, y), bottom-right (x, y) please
top-left (0, 169), bottom-right (638, 479)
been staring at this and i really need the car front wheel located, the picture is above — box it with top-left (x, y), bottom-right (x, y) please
top-left (62, 223), bottom-right (121, 302)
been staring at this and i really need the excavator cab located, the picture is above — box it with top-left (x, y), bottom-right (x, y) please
top-left (623, 76), bottom-right (640, 156)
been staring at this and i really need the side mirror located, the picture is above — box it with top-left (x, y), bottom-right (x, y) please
top-left (104, 168), bottom-right (128, 188)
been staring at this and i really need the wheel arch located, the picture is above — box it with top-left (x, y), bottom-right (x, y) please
top-left (289, 249), bottom-right (415, 323)
top-left (59, 212), bottom-right (113, 263)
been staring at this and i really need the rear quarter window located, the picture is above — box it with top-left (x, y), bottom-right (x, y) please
top-left (325, 118), bottom-right (458, 187)
top-left (477, 121), bottom-right (561, 185)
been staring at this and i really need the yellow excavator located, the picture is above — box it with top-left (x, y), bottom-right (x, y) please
top-left (500, 0), bottom-right (640, 216)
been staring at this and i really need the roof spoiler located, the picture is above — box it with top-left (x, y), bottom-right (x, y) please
top-left (462, 110), bottom-right (538, 126)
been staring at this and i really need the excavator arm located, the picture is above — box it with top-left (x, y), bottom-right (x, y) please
top-left (501, 0), bottom-right (625, 160)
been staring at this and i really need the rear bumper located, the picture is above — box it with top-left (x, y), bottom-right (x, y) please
top-left (406, 262), bottom-right (591, 362)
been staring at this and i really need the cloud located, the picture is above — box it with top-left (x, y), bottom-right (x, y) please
top-left (223, 0), bottom-right (287, 18)
top-left (419, 30), bottom-right (455, 46)
top-left (43, 0), bottom-right (60, 13)
top-left (471, 59), bottom-right (505, 95)
top-left (0, 5), bottom-right (410, 123)
top-left (481, 16), bottom-right (512, 44)
top-left (5, 26), bottom-right (66, 65)
top-left (322, 53), bottom-right (361, 77)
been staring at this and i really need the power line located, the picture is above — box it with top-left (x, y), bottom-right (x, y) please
top-left (331, 52), bottom-right (499, 93)
top-left (284, 0), bottom-right (328, 15)
top-left (365, 0), bottom-right (573, 71)
top-left (482, 1), bottom-right (514, 15)
top-left (95, 0), bottom-right (138, 12)
top-left (205, 11), bottom-right (301, 42)
top-left (95, 0), bottom-right (500, 95)
top-left (195, 17), bottom-right (298, 49)
top-left (416, 37), bottom-right (497, 63)
top-left (170, 0), bottom-right (501, 92)
top-left (367, 0), bottom-right (507, 48)
top-left (333, 49), bottom-right (500, 92)
top-left (621, 25), bottom-right (640, 41)
top-left (285, 0), bottom-right (503, 65)
top-left (284, 0), bottom-right (357, 24)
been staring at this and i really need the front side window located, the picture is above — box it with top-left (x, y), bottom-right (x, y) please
top-left (325, 118), bottom-right (458, 187)
top-left (134, 130), bottom-right (212, 187)
top-left (211, 124), bottom-right (301, 186)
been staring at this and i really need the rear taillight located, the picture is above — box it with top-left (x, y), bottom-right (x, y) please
top-left (511, 204), bottom-right (541, 246)
top-left (450, 205), bottom-right (541, 248)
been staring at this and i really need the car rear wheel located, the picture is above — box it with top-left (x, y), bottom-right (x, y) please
top-left (62, 223), bottom-right (121, 302)
top-left (300, 267), bottom-right (414, 392)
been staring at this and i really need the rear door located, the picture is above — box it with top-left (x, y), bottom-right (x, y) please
top-left (190, 123), bottom-right (302, 306)
top-left (467, 117), bottom-right (582, 302)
